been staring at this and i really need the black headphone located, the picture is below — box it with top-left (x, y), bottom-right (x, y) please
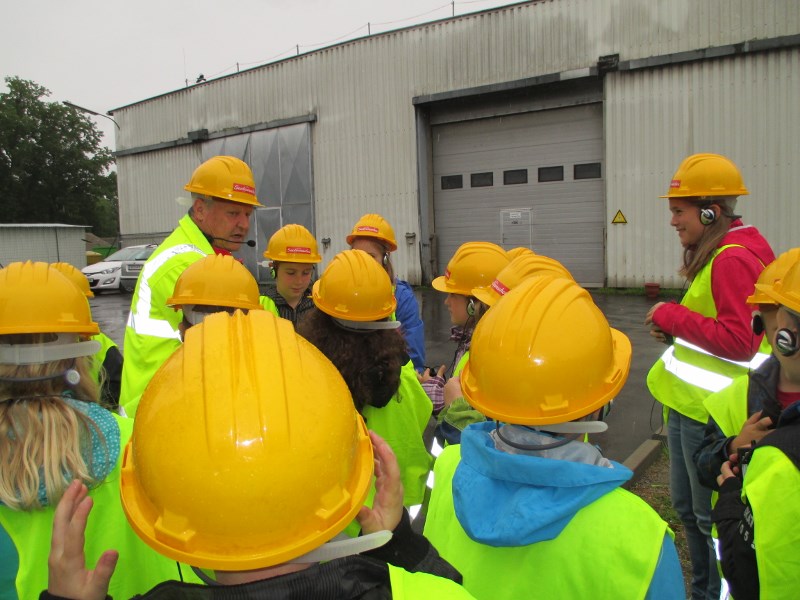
top-left (775, 327), bottom-right (799, 357)
top-left (699, 206), bottom-right (718, 226)
top-left (752, 311), bottom-right (765, 336)
top-left (467, 297), bottom-right (476, 317)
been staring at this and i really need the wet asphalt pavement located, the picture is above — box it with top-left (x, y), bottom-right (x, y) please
top-left (91, 287), bottom-right (666, 463)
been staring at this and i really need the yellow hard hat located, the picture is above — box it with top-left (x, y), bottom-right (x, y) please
top-left (51, 262), bottom-right (94, 298)
top-left (755, 260), bottom-right (800, 315)
top-left (263, 224), bottom-right (321, 263)
top-left (461, 276), bottom-right (631, 425)
top-left (120, 310), bottom-right (373, 570)
top-left (431, 242), bottom-right (509, 296)
top-left (184, 156), bottom-right (262, 207)
top-left (747, 248), bottom-right (800, 305)
top-left (473, 254), bottom-right (574, 307)
top-left (312, 249), bottom-right (396, 321)
top-left (346, 214), bottom-right (398, 252)
top-left (506, 247), bottom-right (536, 261)
top-left (0, 262), bottom-right (98, 336)
top-left (166, 254), bottom-right (262, 311)
top-left (660, 153), bottom-right (749, 199)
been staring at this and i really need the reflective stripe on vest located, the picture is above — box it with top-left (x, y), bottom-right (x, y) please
top-left (424, 445), bottom-right (668, 600)
top-left (127, 243), bottom-right (206, 340)
top-left (743, 446), bottom-right (800, 599)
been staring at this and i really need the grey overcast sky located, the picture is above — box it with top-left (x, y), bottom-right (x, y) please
top-left (1, 0), bottom-right (514, 150)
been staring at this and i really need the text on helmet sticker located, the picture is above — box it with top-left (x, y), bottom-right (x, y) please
top-left (357, 225), bottom-right (380, 233)
top-left (490, 279), bottom-right (510, 296)
top-left (670, 179), bottom-right (681, 188)
top-left (233, 183), bottom-right (256, 196)
top-left (286, 246), bottom-right (312, 254)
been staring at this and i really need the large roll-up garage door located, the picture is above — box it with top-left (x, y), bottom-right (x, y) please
top-left (432, 103), bottom-right (605, 287)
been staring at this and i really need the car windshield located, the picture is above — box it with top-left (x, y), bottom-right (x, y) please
top-left (104, 246), bottom-right (154, 262)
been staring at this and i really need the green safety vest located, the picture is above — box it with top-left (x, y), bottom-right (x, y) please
top-left (363, 361), bottom-right (433, 507)
top-left (704, 374), bottom-right (751, 519)
top-left (742, 445), bottom-right (800, 599)
top-left (88, 331), bottom-right (118, 384)
top-left (647, 245), bottom-right (770, 423)
top-left (0, 414), bottom-right (200, 598)
top-left (704, 374), bottom-right (750, 440)
top-left (388, 564), bottom-right (477, 598)
top-left (453, 351), bottom-right (469, 377)
top-left (424, 445), bottom-right (669, 600)
top-left (121, 214), bottom-right (211, 416)
top-left (259, 294), bottom-right (280, 316)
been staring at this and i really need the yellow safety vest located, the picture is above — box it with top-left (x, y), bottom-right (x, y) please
top-left (88, 331), bottom-right (118, 384)
top-left (121, 214), bottom-right (211, 415)
top-left (259, 294), bottom-right (280, 316)
top-left (363, 361), bottom-right (433, 507)
top-left (453, 351), bottom-right (469, 377)
top-left (647, 245), bottom-right (770, 423)
top-left (0, 414), bottom-right (200, 598)
top-left (424, 445), bottom-right (669, 600)
top-left (742, 444), bottom-right (800, 599)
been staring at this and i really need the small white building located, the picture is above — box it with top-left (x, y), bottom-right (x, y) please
top-left (111, 0), bottom-right (800, 287)
top-left (0, 224), bottom-right (89, 269)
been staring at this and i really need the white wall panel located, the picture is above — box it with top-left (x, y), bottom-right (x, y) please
top-left (606, 48), bottom-right (800, 287)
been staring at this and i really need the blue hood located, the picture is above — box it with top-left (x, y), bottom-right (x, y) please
top-left (453, 422), bottom-right (632, 547)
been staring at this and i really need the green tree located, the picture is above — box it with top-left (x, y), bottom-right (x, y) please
top-left (0, 76), bottom-right (118, 237)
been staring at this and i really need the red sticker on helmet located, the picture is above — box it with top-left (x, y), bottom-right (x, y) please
top-left (232, 183), bottom-right (256, 196)
top-left (357, 226), bottom-right (380, 233)
top-left (669, 179), bottom-right (681, 188)
top-left (286, 246), bottom-right (311, 254)
top-left (490, 279), bottom-right (510, 296)
top-left (444, 269), bottom-right (451, 280)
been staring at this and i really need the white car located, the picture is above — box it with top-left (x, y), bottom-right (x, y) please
top-left (82, 244), bottom-right (156, 293)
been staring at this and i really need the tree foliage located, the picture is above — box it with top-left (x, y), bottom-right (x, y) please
top-left (0, 77), bottom-right (118, 237)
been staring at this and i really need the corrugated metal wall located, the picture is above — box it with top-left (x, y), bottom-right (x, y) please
top-left (606, 48), bottom-right (800, 287)
top-left (117, 146), bottom-right (203, 238)
top-left (0, 227), bottom-right (87, 268)
top-left (113, 0), bottom-right (800, 284)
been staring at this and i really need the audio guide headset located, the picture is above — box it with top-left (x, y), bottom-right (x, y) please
top-left (699, 206), bottom-right (718, 226)
top-left (752, 311), bottom-right (765, 336)
top-left (467, 297), bottom-right (476, 317)
top-left (775, 327), bottom-right (799, 357)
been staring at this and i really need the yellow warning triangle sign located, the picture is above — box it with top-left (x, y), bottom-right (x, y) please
top-left (612, 210), bottom-right (627, 224)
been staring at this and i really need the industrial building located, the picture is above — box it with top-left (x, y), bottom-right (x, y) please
top-left (111, 0), bottom-right (800, 287)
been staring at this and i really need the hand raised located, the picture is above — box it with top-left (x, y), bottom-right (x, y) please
top-left (48, 480), bottom-right (118, 600)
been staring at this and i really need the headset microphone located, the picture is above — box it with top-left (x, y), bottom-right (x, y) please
top-left (213, 237), bottom-right (256, 247)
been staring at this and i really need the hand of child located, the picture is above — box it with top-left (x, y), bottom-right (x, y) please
top-left (48, 480), bottom-right (118, 600)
